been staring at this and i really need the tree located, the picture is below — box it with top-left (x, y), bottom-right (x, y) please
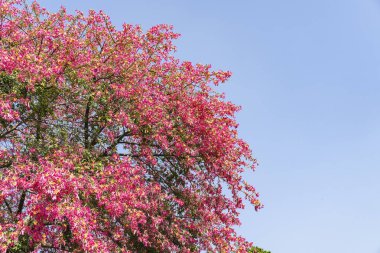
top-left (0, 1), bottom-right (262, 252)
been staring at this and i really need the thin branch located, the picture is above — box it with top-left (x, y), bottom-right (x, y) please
top-left (17, 190), bottom-right (26, 214)
top-left (4, 199), bottom-right (13, 219)
top-left (84, 96), bottom-right (92, 148)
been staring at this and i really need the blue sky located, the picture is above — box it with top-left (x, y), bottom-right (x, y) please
top-left (32, 1), bottom-right (380, 252)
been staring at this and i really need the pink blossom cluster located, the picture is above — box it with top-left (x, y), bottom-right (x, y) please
top-left (0, 1), bottom-right (261, 252)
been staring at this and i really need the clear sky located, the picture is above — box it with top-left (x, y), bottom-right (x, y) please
top-left (31, 1), bottom-right (380, 252)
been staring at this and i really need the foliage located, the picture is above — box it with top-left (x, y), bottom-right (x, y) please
top-left (249, 246), bottom-right (271, 253)
top-left (0, 0), bottom-right (261, 252)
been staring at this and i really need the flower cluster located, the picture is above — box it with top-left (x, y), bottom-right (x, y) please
top-left (0, 1), bottom-right (261, 252)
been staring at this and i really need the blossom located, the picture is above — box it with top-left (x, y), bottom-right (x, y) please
top-left (0, 1), bottom-right (261, 252)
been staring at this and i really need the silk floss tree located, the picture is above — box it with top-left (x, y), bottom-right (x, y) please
top-left (0, 0), bottom-right (262, 252)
